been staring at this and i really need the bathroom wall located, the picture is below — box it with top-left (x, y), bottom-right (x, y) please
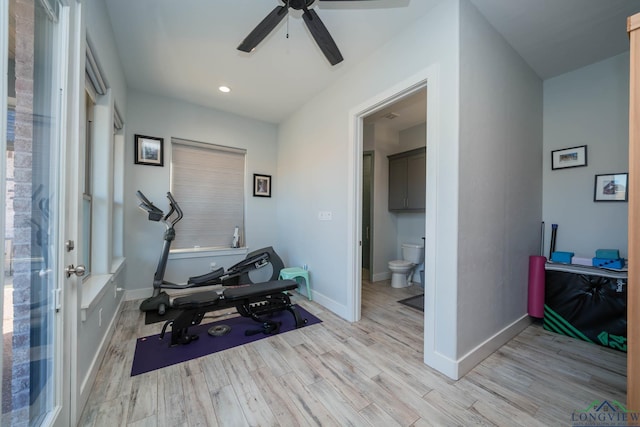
top-left (394, 122), bottom-right (427, 154)
top-left (367, 122), bottom-right (427, 282)
top-left (370, 122), bottom-right (400, 281)
top-left (395, 123), bottom-right (427, 283)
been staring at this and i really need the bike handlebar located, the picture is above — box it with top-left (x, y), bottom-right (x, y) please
top-left (136, 190), bottom-right (184, 226)
top-left (165, 192), bottom-right (183, 224)
top-left (136, 190), bottom-right (164, 221)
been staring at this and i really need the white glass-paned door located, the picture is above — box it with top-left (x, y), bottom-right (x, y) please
top-left (2, 0), bottom-right (69, 425)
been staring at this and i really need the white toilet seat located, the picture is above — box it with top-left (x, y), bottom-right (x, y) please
top-left (389, 260), bottom-right (413, 269)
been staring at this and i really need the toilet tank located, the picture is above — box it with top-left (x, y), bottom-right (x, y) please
top-left (402, 243), bottom-right (424, 264)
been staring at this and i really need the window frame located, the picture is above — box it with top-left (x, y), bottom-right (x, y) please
top-left (170, 137), bottom-right (247, 251)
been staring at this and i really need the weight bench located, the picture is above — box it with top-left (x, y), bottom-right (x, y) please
top-left (160, 279), bottom-right (307, 346)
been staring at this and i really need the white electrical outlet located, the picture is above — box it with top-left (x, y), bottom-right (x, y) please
top-left (318, 211), bottom-right (332, 221)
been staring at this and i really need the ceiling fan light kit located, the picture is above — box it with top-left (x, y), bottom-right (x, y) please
top-left (237, 0), bottom-right (373, 66)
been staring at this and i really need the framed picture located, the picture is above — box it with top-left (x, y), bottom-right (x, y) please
top-left (551, 145), bottom-right (587, 170)
top-left (253, 174), bottom-right (271, 197)
top-left (594, 173), bottom-right (628, 202)
top-left (134, 134), bottom-right (164, 166)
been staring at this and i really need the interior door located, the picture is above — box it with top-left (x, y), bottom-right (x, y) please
top-left (2, 0), bottom-right (76, 425)
top-left (362, 152), bottom-right (373, 277)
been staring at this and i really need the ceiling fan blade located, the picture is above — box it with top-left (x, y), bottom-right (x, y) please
top-left (302, 9), bottom-right (344, 66)
top-left (237, 6), bottom-right (289, 53)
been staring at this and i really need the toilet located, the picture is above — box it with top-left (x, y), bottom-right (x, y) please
top-left (388, 243), bottom-right (425, 288)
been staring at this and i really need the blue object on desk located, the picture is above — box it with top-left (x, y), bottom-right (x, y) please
top-left (595, 249), bottom-right (620, 259)
top-left (592, 258), bottom-right (625, 269)
top-left (551, 251), bottom-right (574, 264)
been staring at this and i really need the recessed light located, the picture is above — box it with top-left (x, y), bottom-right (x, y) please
top-left (219, 86), bottom-right (231, 93)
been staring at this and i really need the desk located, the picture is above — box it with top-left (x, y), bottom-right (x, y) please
top-left (544, 263), bottom-right (627, 352)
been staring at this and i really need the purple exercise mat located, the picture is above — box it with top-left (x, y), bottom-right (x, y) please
top-left (131, 305), bottom-right (321, 376)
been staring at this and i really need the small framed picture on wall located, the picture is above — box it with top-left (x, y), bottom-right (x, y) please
top-left (253, 174), bottom-right (271, 197)
top-left (551, 145), bottom-right (587, 170)
top-left (594, 173), bottom-right (628, 202)
top-left (134, 134), bottom-right (164, 166)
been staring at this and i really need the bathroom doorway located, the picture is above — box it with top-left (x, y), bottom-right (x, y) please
top-left (359, 87), bottom-right (427, 313)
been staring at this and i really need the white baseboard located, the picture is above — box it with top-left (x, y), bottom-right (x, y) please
top-left (77, 295), bottom-right (125, 423)
top-left (303, 290), bottom-right (350, 320)
top-left (423, 349), bottom-right (460, 380)
top-left (372, 271), bottom-right (391, 282)
top-left (455, 315), bottom-right (531, 378)
top-left (125, 287), bottom-right (153, 301)
top-left (425, 314), bottom-right (531, 380)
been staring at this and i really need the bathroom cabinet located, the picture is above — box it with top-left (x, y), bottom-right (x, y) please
top-left (388, 147), bottom-right (426, 211)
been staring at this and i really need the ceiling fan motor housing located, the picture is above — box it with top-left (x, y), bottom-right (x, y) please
top-left (286, 0), bottom-right (317, 10)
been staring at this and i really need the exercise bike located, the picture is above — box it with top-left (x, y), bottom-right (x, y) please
top-left (136, 191), bottom-right (284, 315)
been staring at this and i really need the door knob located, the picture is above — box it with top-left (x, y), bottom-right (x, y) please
top-left (65, 264), bottom-right (86, 278)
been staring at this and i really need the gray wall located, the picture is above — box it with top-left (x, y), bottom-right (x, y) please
top-left (123, 90), bottom-right (280, 297)
top-left (277, 0), bottom-right (463, 374)
top-left (543, 53), bottom-right (629, 259)
top-left (78, 0), bottom-right (128, 410)
top-left (457, 1), bottom-right (543, 358)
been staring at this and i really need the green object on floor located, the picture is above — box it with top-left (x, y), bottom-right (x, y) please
top-left (279, 267), bottom-right (312, 300)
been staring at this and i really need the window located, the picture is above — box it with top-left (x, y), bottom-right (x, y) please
top-left (170, 138), bottom-right (246, 250)
top-left (111, 106), bottom-right (124, 264)
top-left (79, 37), bottom-right (126, 312)
top-left (83, 86), bottom-right (95, 277)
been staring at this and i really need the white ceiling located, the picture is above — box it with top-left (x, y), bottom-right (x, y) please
top-left (363, 88), bottom-right (426, 133)
top-left (104, 0), bottom-right (640, 124)
top-left (469, 0), bottom-right (640, 80)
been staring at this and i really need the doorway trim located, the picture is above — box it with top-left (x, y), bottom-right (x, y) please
top-left (347, 65), bottom-right (440, 331)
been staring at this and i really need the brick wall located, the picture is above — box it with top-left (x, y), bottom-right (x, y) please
top-left (7, 0), bottom-right (35, 425)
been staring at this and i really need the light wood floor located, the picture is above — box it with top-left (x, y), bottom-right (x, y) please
top-left (79, 280), bottom-right (626, 426)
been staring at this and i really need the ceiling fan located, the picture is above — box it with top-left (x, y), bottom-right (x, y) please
top-left (237, 0), bottom-right (373, 66)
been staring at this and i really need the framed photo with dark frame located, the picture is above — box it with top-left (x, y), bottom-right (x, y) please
top-left (594, 173), bottom-right (628, 202)
top-left (551, 145), bottom-right (587, 170)
top-left (134, 134), bottom-right (164, 166)
top-left (253, 174), bottom-right (271, 197)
